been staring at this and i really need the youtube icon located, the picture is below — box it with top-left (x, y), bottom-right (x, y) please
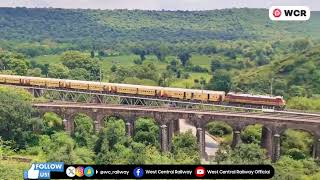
top-left (195, 166), bottom-right (206, 178)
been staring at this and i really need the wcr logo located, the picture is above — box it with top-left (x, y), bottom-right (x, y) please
top-left (269, 6), bottom-right (310, 21)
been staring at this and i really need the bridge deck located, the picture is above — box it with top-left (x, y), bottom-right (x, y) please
top-left (33, 103), bottom-right (320, 124)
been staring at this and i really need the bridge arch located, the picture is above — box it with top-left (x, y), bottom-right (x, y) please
top-left (100, 114), bottom-right (127, 128)
top-left (68, 112), bottom-right (96, 134)
top-left (280, 128), bottom-right (315, 159)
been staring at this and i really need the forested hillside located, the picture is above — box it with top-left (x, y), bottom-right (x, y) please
top-left (0, 7), bottom-right (319, 52)
top-left (235, 45), bottom-right (320, 98)
top-left (1, 7), bottom-right (320, 179)
top-left (0, 7), bottom-right (319, 99)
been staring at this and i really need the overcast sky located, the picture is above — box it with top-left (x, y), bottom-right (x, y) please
top-left (0, 0), bottom-right (319, 11)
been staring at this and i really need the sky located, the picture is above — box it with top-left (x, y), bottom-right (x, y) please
top-left (0, 0), bottom-right (319, 11)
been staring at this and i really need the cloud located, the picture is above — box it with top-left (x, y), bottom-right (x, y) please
top-left (0, 0), bottom-right (319, 10)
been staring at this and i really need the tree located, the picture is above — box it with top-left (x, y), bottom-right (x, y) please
top-left (131, 46), bottom-right (147, 61)
top-left (172, 130), bottom-right (198, 155)
top-left (27, 68), bottom-right (42, 77)
top-left (207, 70), bottom-right (232, 92)
top-left (281, 129), bottom-right (313, 157)
top-left (287, 97), bottom-right (320, 111)
top-left (6, 58), bottom-right (29, 75)
top-left (48, 63), bottom-right (69, 79)
top-left (159, 71), bottom-right (174, 87)
top-left (153, 44), bottom-right (169, 61)
top-left (69, 68), bottom-right (90, 80)
top-left (98, 50), bottom-right (106, 57)
top-left (0, 52), bottom-right (29, 75)
top-left (288, 86), bottom-right (306, 97)
top-left (273, 156), bottom-right (320, 180)
top-left (0, 87), bottom-right (33, 149)
top-left (104, 117), bottom-right (126, 148)
top-left (73, 114), bottom-right (94, 147)
top-left (241, 124), bottom-right (262, 144)
top-left (73, 147), bottom-right (95, 164)
top-left (177, 51), bottom-right (191, 67)
top-left (286, 148), bottom-right (307, 160)
top-left (96, 138), bottom-right (112, 164)
top-left (206, 122), bottom-right (232, 137)
top-left (292, 38), bottom-right (312, 51)
top-left (46, 132), bottom-right (94, 164)
top-left (42, 112), bottom-right (64, 135)
top-left (167, 60), bottom-right (179, 72)
top-left (61, 51), bottom-right (100, 80)
top-left (133, 118), bottom-right (159, 147)
top-left (215, 143), bottom-right (269, 164)
top-left (144, 146), bottom-right (173, 164)
top-left (90, 50), bottom-right (95, 58)
top-left (110, 65), bottom-right (117, 72)
top-left (128, 142), bottom-right (147, 164)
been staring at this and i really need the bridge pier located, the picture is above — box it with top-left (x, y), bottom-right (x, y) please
top-left (272, 134), bottom-right (281, 162)
top-left (62, 118), bottom-right (72, 134)
top-left (92, 110), bottom-right (101, 133)
top-left (167, 121), bottom-right (174, 151)
top-left (125, 122), bottom-right (133, 137)
top-left (94, 120), bottom-right (101, 133)
top-left (160, 125), bottom-right (168, 152)
top-left (261, 125), bottom-right (273, 158)
top-left (231, 130), bottom-right (242, 149)
top-left (313, 138), bottom-right (320, 159)
top-left (196, 128), bottom-right (205, 159)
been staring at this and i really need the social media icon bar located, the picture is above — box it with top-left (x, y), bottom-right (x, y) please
top-left (48, 164), bottom-right (275, 179)
top-left (133, 167), bottom-right (144, 178)
top-left (195, 166), bottom-right (206, 178)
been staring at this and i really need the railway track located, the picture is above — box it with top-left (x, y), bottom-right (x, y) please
top-left (2, 84), bottom-right (320, 117)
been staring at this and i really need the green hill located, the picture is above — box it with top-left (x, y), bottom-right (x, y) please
top-left (0, 7), bottom-right (319, 48)
top-left (235, 45), bottom-right (320, 98)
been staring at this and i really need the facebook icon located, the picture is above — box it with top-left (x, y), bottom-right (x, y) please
top-left (133, 167), bottom-right (144, 178)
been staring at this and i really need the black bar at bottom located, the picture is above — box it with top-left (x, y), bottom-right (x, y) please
top-left (51, 165), bottom-right (274, 179)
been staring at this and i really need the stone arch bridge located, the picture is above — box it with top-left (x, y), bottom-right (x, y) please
top-left (33, 103), bottom-right (320, 162)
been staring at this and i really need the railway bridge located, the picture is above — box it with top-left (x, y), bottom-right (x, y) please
top-left (33, 102), bottom-right (320, 162)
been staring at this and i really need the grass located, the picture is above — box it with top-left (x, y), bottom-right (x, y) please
top-left (0, 159), bottom-right (31, 179)
top-left (31, 54), bottom-right (61, 64)
top-left (171, 72), bottom-right (211, 88)
top-left (30, 54), bottom-right (213, 88)
top-left (190, 54), bottom-right (212, 68)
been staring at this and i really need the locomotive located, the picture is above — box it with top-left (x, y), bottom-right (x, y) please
top-left (0, 75), bottom-right (286, 109)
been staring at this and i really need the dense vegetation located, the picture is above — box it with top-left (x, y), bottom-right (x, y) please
top-left (0, 7), bottom-right (320, 179)
top-left (0, 8), bottom-right (320, 56)
top-left (0, 8), bottom-right (320, 100)
top-left (0, 87), bottom-right (319, 179)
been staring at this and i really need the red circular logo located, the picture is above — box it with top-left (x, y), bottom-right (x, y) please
top-left (273, 8), bottom-right (282, 17)
top-left (195, 166), bottom-right (206, 178)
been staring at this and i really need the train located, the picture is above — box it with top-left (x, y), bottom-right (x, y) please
top-left (0, 74), bottom-right (286, 109)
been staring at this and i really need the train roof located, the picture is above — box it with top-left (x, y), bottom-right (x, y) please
top-left (109, 83), bottom-right (163, 89)
top-left (227, 92), bottom-right (283, 99)
top-left (163, 87), bottom-right (225, 94)
top-left (0, 74), bottom-right (225, 94)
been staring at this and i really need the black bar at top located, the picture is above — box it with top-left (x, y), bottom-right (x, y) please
top-left (50, 165), bottom-right (274, 179)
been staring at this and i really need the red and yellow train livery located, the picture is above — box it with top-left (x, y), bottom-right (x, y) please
top-left (0, 74), bottom-right (286, 109)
